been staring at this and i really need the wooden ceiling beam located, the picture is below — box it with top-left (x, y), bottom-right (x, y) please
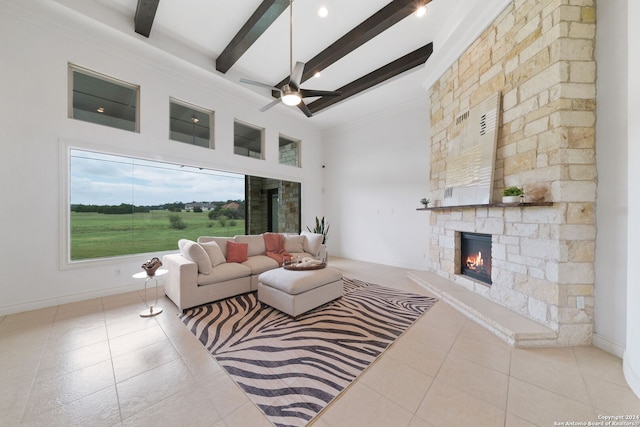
top-left (307, 43), bottom-right (433, 114)
top-left (134, 0), bottom-right (160, 38)
top-left (274, 0), bottom-right (421, 89)
top-left (216, 0), bottom-right (290, 74)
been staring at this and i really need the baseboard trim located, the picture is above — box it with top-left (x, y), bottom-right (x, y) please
top-left (0, 282), bottom-right (147, 316)
top-left (329, 254), bottom-right (429, 272)
top-left (592, 333), bottom-right (625, 358)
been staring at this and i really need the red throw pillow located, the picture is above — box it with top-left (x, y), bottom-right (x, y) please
top-left (226, 241), bottom-right (248, 263)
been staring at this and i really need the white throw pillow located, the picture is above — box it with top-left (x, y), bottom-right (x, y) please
top-left (235, 235), bottom-right (266, 257)
top-left (178, 239), bottom-right (211, 274)
top-left (198, 236), bottom-right (232, 258)
top-left (301, 231), bottom-right (323, 256)
top-left (284, 234), bottom-right (305, 253)
top-left (200, 240), bottom-right (226, 267)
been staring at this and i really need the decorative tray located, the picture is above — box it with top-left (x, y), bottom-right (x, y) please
top-left (283, 262), bottom-right (327, 271)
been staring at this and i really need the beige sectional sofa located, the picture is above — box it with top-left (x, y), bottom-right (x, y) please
top-left (162, 232), bottom-right (326, 311)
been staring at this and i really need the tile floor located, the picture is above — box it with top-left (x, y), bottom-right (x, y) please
top-left (1, 258), bottom-right (639, 426)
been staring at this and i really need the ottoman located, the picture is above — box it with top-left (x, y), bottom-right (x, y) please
top-left (258, 267), bottom-right (343, 317)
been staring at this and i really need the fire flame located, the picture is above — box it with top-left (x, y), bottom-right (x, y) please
top-left (466, 251), bottom-right (483, 270)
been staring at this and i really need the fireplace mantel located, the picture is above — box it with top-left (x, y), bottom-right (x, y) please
top-left (417, 202), bottom-right (553, 211)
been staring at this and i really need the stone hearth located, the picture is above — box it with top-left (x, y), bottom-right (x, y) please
top-left (408, 269), bottom-right (557, 347)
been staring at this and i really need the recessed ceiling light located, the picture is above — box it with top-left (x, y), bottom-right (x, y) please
top-left (192, 117), bottom-right (199, 123)
top-left (317, 6), bottom-right (328, 18)
top-left (416, 5), bottom-right (428, 17)
top-left (314, 71), bottom-right (321, 78)
top-left (96, 107), bottom-right (105, 113)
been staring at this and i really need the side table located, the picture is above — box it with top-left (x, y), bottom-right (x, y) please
top-left (133, 268), bottom-right (167, 317)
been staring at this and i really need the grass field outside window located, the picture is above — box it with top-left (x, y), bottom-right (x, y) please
top-left (71, 211), bottom-right (245, 260)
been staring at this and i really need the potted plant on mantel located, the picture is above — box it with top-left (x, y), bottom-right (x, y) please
top-left (502, 186), bottom-right (524, 203)
top-left (420, 198), bottom-right (430, 208)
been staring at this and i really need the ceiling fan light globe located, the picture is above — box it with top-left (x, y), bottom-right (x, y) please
top-left (282, 92), bottom-right (302, 106)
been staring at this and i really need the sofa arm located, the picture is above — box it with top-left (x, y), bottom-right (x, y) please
top-left (163, 253), bottom-right (198, 311)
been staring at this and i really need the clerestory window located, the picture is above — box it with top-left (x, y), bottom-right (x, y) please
top-left (170, 98), bottom-right (214, 148)
top-left (69, 65), bottom-right (139, 132)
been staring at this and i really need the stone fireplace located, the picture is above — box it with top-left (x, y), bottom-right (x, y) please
top-left (424, 0), bottom-right (596, 346)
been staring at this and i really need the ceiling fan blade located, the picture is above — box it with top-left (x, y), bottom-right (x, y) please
top-left (260, 98), bottom-right (281, 112)
top-left (240, 78), bottom-right (281, 92)
top-left (289, 61), bottom-right (305, 89)
top-left (297, 101), bottom-right (313, 117)
top-left (300, 89), bottom-right (342, 98)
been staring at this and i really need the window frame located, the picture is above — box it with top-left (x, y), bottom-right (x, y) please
top-left (68, 64), bottom-right (140, 133)
top-left (59, 140), bottom-right (304, 270)
top-left (59, 140), bottom-right (246, 269)
top-left (169, 97), bottom-right (215, 149)
top-left (278, 133), bottom-right (301, 167)
top-left (233, 119), bottom-right (265, 160)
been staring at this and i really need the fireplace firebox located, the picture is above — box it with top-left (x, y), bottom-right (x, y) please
top-left (460, 232), bottom-right (492, 285)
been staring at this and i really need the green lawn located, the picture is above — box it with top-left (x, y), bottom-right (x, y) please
top-left (71, 210), bottom-right (245, 260)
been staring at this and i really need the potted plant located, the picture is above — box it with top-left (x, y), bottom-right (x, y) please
top-left (307, 216), bottom-right (330, 244)
top-left (502, 186), bottom-right (524, 203)
top-left (420, 198), bottom-right (430, 207)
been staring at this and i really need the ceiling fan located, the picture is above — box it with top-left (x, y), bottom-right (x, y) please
top-left (239, 0), bottom-right (342, 117)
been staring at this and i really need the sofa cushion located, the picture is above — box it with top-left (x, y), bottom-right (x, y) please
top-left (178, 239), bottom-right (211, 274)
top-left (200, 240), bottom-right (226, 267)
top-left (258, 267), bottom-right (343, 295)
top-left (198, 236), bottom-right (232, 258)
top-left (197, 262), bottom-right (251, 286)
top-left (235, 235), bottom-right (266, 257)
top-left (284, 234), bottom-right (305, 253)
top-left (242, 255), bottom-right (279, 275)
top-left (227, 241), bottom-right (248, 263)
top-left (301, 231), bottom-right (324, 256)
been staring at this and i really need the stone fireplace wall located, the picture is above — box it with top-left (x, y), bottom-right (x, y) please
top-left (428, 0), bottom-right (596, 345)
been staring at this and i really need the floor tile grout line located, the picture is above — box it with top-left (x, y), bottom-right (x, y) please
top-left (102, 296), bottom-right (125, 426)
top-left (572, 346), bottom-right (602, 412)
top-left (503, 346), bottom-right (512, 427)
top-left (416, 318), bottom-right (462, 422)
top-left (26, 305), bottom-right (61, 420)
top-left (509, 368), bottom-right (597, 408)
top-left (16, 304), bottom-right (63, 425)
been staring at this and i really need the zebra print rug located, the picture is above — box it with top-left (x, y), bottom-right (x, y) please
top-left (179, 277), bottom-right (437, 427)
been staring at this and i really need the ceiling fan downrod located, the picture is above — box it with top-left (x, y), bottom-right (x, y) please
top-left (284, 0), bottom-right (302, 106)
top-left (289, 0), bottom-right (294, 78)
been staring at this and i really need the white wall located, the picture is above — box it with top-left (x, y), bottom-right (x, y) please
top-left (0, 0), bottom-right (324, 314)
top-left (594, 0), bottom-right (629, 356)
top-left (323, 100), bottom-right (431, 270)
top-left (624, 0), bottom-right (640, 398)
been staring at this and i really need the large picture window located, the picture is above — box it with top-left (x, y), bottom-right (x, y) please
top-left (68, 149), bottom-right (245, 261)
top-left (66, 148), bottom-right (302, 262)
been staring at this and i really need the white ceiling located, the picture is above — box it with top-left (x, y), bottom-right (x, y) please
top-left (53, 0), bottom-right (510, 129)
